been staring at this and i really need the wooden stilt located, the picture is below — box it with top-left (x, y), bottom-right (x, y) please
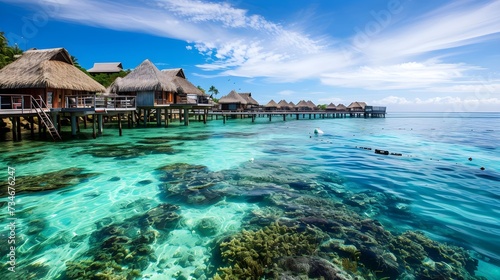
top-left (92, 114), bottom-right (97, 139)
top-left (71, 114), bottom-right (77, 136)
top-left (118, 114), bottom-right (123, 136)
top-left (38, 116), bottom-right (42, 138)
top-left (11, 117), bottom-right (17, 142)
top-left (98, 114), bottom-right (103, 135)
top-left (83, 115), bottom-right (87, 129)
top-left (184, 108), bottom-right (189, 126)
top-left (17, 117), bottom-right (22, 141)
top-left (30, 116), bottom-right (35, 139)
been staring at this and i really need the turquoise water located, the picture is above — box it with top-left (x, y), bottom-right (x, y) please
top-left (0, 112), bottom-right (499, 279)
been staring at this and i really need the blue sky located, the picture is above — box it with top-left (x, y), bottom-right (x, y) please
top-left (1, 0), bottom-right (500, 112)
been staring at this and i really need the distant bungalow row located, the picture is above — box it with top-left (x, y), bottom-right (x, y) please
top-left (0, 47), bottom-right (385, 141)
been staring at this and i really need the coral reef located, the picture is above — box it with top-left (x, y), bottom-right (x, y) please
top-left (60, 203), bottom-right (181, 279)
top-left (214, 222), bottom-right (319, 279)
top-left (0, 167), bottom-right (100, 197)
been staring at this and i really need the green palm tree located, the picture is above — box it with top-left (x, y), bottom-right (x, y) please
top-left (208, 85), bottom-right (219, 98)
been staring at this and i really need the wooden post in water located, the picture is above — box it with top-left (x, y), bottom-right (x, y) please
top-left (11, 117), bottom-right (17, 142)
top-left (83, 115), bottom-right (87, 129)
top-left (92, 114), bottom-right (96, 139)
top-left (71, 114), bottom-right (77, 137)
top-left (38, 116), bottom-right (42, 138)
top-left (57, 115), bottom-right (62, 133)
top-left (98, 114), bottom-right (103, 135)
top-left (118, 114), bottom-right (123, 136)
top-left (184, 108), bottom-right (189, 126)
top-left (127, 113), bottom-right (131, 128)
top-left (223, 115), bottom-right (226, 124)
top-left (30, 116), bottom-right (35, 139)
top-left (76, 116), bottom-right (80, 133)
top-left (283, 114), bottom-right (286, 121)
top-left (143, 109), bottom-right (147, 127)
top-left (269, 114), bottom-right (272, 122)
top-left (156, 109), bottom-right (161, 127)
top-left (165, 109), bottom-right (170, 128)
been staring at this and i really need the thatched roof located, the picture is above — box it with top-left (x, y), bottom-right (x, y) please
top-left (307, 100), bottom-right (317, 109)
top-left (336, 103), bottom-right (347, 110)
top-left (105, 77), bottom-right (122, 94)
top-left (278, 99), bottom-right (290, 109)
top-left (170, 75), bottom-right (204, 96)
top-left (219, 90), bottom-right (247, 104)
top-left (88, 62), bottom-right (123, 73)
top-left (296, 100), bottom-right (309, 108)
top-left (110, 59), bottom-right (175, 93)
top-left (0, 48), bottom-right (105, 92)
top-left (288, 101), bottom-right (296, 108)
top-left (162, 68), bottom-right (185, 79)
top-left (239, 93), bottom-right (259, 105)
top-left (265, 99), bottom-right (279, 108)
top-left (326, 102), bottom-right (337, 110)
top-left (347, 101), bottom-right (367, 109)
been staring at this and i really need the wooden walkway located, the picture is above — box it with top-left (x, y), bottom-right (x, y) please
top-left (208, 109), bottom-right (386, 124)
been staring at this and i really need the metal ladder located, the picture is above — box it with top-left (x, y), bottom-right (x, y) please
top-left (31, 96), bottom-right (62, 140)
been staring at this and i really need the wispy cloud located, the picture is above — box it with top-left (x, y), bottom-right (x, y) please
top-left (320, 59), bottom-right (482, 90)
top-left (372, 95), bottom-right (500, 112)
top-left (359, 0), bottom-right (500, 60)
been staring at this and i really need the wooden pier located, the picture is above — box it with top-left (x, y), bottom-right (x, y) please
top-left (208, 106), bottom-right (386, 124)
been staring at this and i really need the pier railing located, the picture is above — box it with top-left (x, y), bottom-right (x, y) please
top-left (65, 95), bottom-right (136, 109)
top-left (0, 94), bottom-right (34, 113)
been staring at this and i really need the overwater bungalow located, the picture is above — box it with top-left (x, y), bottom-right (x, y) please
top-left (0, 48), bottom-right (105, 109)
top-left (307, 100), bottom-right (317, 110)
top-left (239, 93), bottom-right (260, 111)
top-left (264, 99), bottom-right (279, 111)
top-left (218, 90), bottom-right (248, 111)
top-left (336, 103), bottom-right (347, 111)
top-left (0, 48), bottom-right (132, 140)
top-left (87, 62), bottom-right (123, 75)
top-left (162, 68), bottom-right (208, 104)
top-left (288, 101), bottom-right (297, 111)
top-left (109, 59), bottom-right (175, 107)
top-left (326, 103), bottom-right (337, 111)
top-left (296, 100), bottom-right (311, 111)
top-left (277, 100), bottom-right (291, 110)
top-left (347, 101), bottom-right (367, 112)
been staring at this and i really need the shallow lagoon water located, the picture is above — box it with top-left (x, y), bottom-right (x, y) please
top-left (0, 112), bottom-right (499, 279)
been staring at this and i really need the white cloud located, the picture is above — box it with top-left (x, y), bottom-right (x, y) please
top-left (372, 95), bottom-right (500, 112)
top-left (321, 60), bottom-right (481, 90)
top-left (359, 0), bottom-right (500, 60)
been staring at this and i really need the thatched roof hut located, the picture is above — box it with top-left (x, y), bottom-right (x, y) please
top-left (326, 102), bottom-right (337, 111)
top-left (336, 103), bottom-right (347, 111)
top-left (219, 90), bottom-right (248, 110)
top-left (0, 48), bottom-right (104, 92)
top-left (264, 99), bottom-right (279, 109)
top-left (239, 93), bottom-right (259, 106)
top-left (172, 76), bottom-right (203, 96)
top-left (347, 101), bottom-right (367, 111)
top-left (88, 62), bottom-right (123, 74)
top-left (219, 90), bottom-right (248, 104)
top-left (296, 100), bottom-right (310, 110)
top-left (306, 100), bottom-right (317, 110)
top-left (277, 99), bottom-right (291, 110)
top-left (109, 59), bottom-right (175, 93)
top-left (288, 101), bottom-right (296, 110)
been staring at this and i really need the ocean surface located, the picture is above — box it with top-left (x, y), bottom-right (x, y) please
top-left (0, 112), bottom-right (499, 279)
